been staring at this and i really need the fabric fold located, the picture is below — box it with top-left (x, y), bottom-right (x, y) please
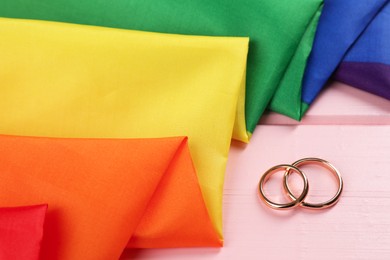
top-left (0, 17), bottom-right (248, 238)
top-left (334, 62), bottom-right (390, 100)
top-left (334, 2), bottom-right (390, 100)
top-left (300, 0), bottom-right (389, 115)
top-left (0, 205), bottom-right (47, 260)
top-left (127, 137), bottom-right (221, 248)
top-left (0, 135), bottom-right (220, 259)
top-left (270, 0), bottom-right (388, 120)
top-left (268, 6), bottom-right (323, 120)
top-left (0, 0), bottom-right (323, 135)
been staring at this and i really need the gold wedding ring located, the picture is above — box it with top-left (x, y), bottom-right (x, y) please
top-left (258, 164), bottom-right (309, 210)
top-left (258, 158), bottom-right (343, 210)
top-left (284, 158), bottom-right (343, 209)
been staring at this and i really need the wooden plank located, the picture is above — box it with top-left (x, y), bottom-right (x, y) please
top-left (260, 82), bottom-right (390, 125)
top-left (122, 125), bottom-right (390, 259)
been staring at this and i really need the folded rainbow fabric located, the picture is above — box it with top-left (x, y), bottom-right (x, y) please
top-left (0, 17), bottom-right (248, 239)
top-left (272, 0), bottom-right (389, 119)
top-left (0, 0), bottom-right (323, 134)
top-left (298, 0), bottom-right (389, 117)
top-left (334, 2), bottom-right (390, 100)
top-left (0, 135), bottom-right (220, 259)
top-left (0, 205), bottom-right (47, 260)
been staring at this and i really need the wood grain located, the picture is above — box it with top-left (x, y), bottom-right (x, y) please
top-left (121, 82), bottom-right (390, 259)
top-left (260, 82), bottom-right (390, 125)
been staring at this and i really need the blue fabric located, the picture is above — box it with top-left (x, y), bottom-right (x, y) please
top-left (333, 2), bottom-right (390, 100)
top-left (343, 2), bottom-right (390, 64)
top-left (301, 0), bottom-right (389, 104)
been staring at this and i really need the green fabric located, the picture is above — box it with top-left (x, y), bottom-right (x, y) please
top-left (269, 7), bottom-right (323, 120)
top-left (301, 102), bottom-right (311, 116)
top-left (0, 0), bottom-right (323, 133)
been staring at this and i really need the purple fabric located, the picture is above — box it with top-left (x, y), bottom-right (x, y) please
top-left (301, 0), bottom-right (388, 105)
top-left (334, 62), bottom-right (390, 100)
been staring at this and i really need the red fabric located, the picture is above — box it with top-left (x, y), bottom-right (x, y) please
top-left (0, 135), bottom-right (220, 259)
top-left (0, 205), bottom-right (47, 260)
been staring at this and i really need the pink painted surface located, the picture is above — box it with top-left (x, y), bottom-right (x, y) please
top-left (122, 82), bottom-right (390, 259)
top-left (260, 81), bottom-right (390, 125)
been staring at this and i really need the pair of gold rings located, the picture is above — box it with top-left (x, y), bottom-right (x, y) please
top-left (258, 158), bottom-right (343, 210)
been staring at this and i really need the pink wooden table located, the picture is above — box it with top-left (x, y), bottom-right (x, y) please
top-left (122, 82), bottom-right (390, 259)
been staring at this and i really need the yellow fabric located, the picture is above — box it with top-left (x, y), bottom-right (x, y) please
top-left (0, 18), bottom-right (248, 237)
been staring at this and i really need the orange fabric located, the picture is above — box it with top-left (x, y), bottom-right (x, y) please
top-left (0, 135), bottom-right (220, 260)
